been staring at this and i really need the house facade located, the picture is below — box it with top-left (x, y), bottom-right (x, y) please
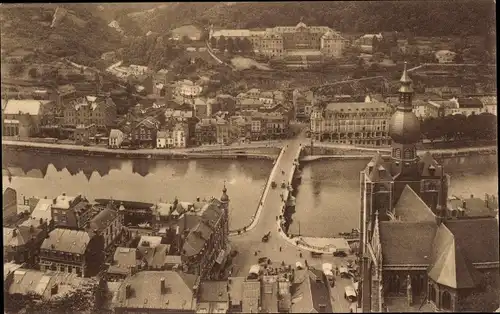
top-left (310, 101), bottom-right (393, 146)
top-left (63, 96), bottom-right (117, 131)
top-left (39, 228), bottom-right (104, 278)
top-left (2, 99), bottom-right (49, 137)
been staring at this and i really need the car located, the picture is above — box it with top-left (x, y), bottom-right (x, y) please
top-left (333, 251), bottom-right (348, 257)
top-left (258, 257), bottom-right (268, 264)
top-left (311, 251), bottom-right (323, 258)
top-left (344, 286), bottom-right (357, 302)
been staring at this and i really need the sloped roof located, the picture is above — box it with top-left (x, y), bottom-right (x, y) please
top-left (41, 228), bottom-right (90, 254)
top-left (88, 208), bottom-right (118, 232)
top-left (199, 281), bottom-right (228, 302)
top-left (444, 218), bottom-right (499, 263)
top-left (242, 281), bottom-right (261, 313)
top-left (379, 221), bottom-right (437, 265)
top-left (4, 100), bottom-right (44, 115)
top-left (228, 277), bottom-right (245, 305)
top-left (428, 224), bottom-right (481, 289)
top-left (29, 198), bottom-right (53, 222)
top-left (394, 185), bottom-right (436, 222)
top-left (291, 269), bottom-right (314, 313)
top-left (109, 129), bottom-right (123, 138)
top-left (419, 152), bottom-right (444, 177)
top-left (113, 271), bottom-right (198, 311)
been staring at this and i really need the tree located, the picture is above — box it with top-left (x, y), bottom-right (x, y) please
top-left (210, 36), bottom-right (217, 48)
top-left (28, 68), bottom-right (38, 78)
top-left (453, 53), bottom-right (464, 64)
top-left (226, 37), bottom-right (234, 54)
top-left (218, 35), bottom-right (226, 52)
top-left (233, 37), bottom-right (242, 52)
top-left (421, 117), bottom-right (442, 143)
top-left (241, 38), bottom-right (252, 54)
top-left (372, 36), bottom-right (380, 53)
top-left (457, 272), bottom-right (499, 312)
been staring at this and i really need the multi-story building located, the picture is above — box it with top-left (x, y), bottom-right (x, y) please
top-left (2, 99), bottom-right (50, 137)
top-left (173, 123), bottom-right (189, 148)
top-left (216, 119), bottom-right (231, 145)
top-left (310, 100), bottom-right (393, 146)
top-left (195, 118), bottom-right (217, 145)
top-left (356, 33), bottom-right (383, 53)
top-left (50, 193), bottom-right (95, 229)
top-left (230, 116), bottom-right (252, 140)
top-left (210, 21), bottom-right (346, 60)
top-left (74, 123), bottom-right (97, 144)
top-left (159, 123), bottom-right (189, 148)
top-left (174, 80), bottom-right (203, 99)
top-left (426, 97), bottom-right (486, 118)
top-left (292, 89), bottom-right (315, 120)
top-left (39, 228), bottom-right (104, 278)
top-left (181, 187), bottom-right (230, 280)
top-left (63, 96), bottom-right (117, 131)
top-left (3, 224), bottom-right (47, 265)
top-left (128, 117), bottom-right (160, 148)
top-left (85, 207), bottom-right (121, 251)
top-left (359, 64), bottom-right (500, 312)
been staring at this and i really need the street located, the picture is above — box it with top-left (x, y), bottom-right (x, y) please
top-left (229, 128), bottom-right (355, 312)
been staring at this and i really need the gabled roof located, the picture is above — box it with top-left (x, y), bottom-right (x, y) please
top-left (113, 271), bottom-right (198, 311)
top-left (394, 185), bottom-right (436, 222)
top-left (88, 208), bottom-right (118, 232)
top-left (418, 152), bottom-right (443, 177)
top-left (4, 100), bottom-right (44, 115)
top-left (41, 228), bottom-right (90, 254)
top-left (379, 221), bottom-right (437, 265)
top-left (428, 224), bottom-right (481, 289)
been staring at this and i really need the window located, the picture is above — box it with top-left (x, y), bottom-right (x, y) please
top-left (403, 149), bottom-right (413, 159)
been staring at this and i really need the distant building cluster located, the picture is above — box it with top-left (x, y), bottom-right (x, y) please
top-left (209, 21), bottom-right (347, 60)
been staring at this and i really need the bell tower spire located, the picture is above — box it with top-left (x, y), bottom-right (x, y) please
top-left (389, 62), bottom-right (421, 178)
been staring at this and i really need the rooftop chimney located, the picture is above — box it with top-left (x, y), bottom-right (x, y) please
top-left (196, 197), bottom-right (200, 202)
top-left (62, 193), bottom-right (66, 196)
top-left (50, 284), bottom-right (59, 296)
top-left (160, 278), bottom-right (167, 294)
top-left (125, 284), bottom-right (132, 299)
top-left (470, 194), bottom-right (474, 199)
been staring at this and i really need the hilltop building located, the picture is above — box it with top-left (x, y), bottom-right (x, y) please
top-left (209, 20), bottom-right (347, 60)
top-left (358, 64), bottom-right (500, 312)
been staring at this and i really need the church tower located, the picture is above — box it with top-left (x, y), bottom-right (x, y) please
top-left (389, 62), bottom-right (421, 179)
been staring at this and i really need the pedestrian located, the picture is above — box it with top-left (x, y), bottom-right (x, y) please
top-left (255, 251), bottom-right (258, 256)
top-left (279, 246), bottom-right (282, 252)
top-left (299, 252), bottom-right (303, 258)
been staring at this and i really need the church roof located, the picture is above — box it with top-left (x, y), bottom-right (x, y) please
top-left (379, 221), bottom-right (437, 265)
top-left (394, 185), bottom-right (436, 222)
top-left (444, 218), bottom-right (499, 263)
top-left (428, 223), bottom-right (481, 289)
top-left (365, 154), bottom-right (392, 182)
top-left (418, 152), bottom-right (443, 177)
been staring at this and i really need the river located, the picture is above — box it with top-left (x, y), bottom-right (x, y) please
top-left (290, 154), bottom-right (499, 237)
top-left (2, 151), bottom-right (498, 237)
top-left (2, 150), bottom-right (273, 231)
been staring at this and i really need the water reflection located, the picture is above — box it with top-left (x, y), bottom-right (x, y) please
top-left (291, 155), bottom-right (498, 238)
top-left (2, 150), bottom-right (273, 231)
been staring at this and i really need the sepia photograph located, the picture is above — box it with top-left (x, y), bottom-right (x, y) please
top-left (1, 1), bottom-right (498, 313)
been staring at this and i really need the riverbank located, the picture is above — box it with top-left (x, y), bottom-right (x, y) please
top-left (302, 144), bottom-right (497, 162)
top-left (2, 140), bottom-right (281, 161)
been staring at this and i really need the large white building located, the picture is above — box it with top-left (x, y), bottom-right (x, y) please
top-left (210, 21), bottom-right (347, 59)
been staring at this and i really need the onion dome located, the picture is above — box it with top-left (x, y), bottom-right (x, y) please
top-left (389, 110), bottom-right (421, 144)
top-left (389, 62), bottom-right (421, 144)
top-left (221, 184), bottom-right (229, 202)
